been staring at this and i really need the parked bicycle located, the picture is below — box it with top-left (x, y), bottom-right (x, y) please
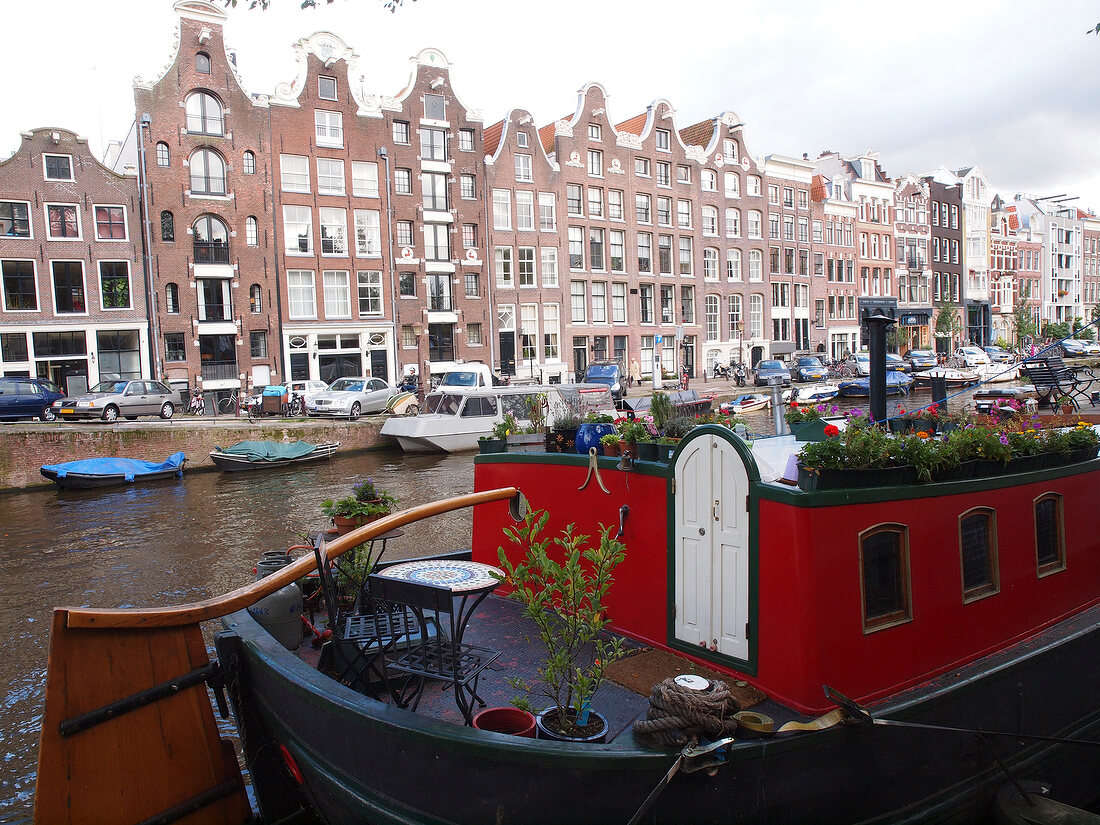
top-left (217, 390), bottom-right (260, 418)
top-left (184, 388), bottom-right (205, 416)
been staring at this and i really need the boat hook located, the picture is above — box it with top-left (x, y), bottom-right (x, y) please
top-left (615, 504), bottom-right (629, 540)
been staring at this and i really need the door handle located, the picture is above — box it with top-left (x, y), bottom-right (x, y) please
top-left (713, 500), bottom-right (720, 521)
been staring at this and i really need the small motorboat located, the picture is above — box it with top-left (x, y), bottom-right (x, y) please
top-left (911, 367), bottom-right (979, 389)
top-left (209, 440), bottom-right (340, 471)
top-left (40, 452), bottom-right (186, 490)
top-left (721, 393), bottom-right (771, 413)
top-left (384, 391), bottom-right (420, 416)
top-left (976, 363), bottom-right (1021, 383)
top-left (837, 372), bottom-right (914, 397)
top-left (782, 384), bottom-right (840, 405)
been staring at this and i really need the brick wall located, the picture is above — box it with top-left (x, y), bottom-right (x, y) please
top-left (0, 420), bottom-right (393, 491)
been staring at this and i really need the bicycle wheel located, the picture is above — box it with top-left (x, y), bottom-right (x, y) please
top-left (217, 396), bottom-right (237, 416)
top-left (247, 403), bottom-right (260, 424)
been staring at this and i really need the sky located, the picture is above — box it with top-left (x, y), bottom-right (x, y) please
top-left (3, 0), bottom-right (1100, 209)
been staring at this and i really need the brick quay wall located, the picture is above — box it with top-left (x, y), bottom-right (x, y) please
top-left (0, 418), bottom-right (394, 492)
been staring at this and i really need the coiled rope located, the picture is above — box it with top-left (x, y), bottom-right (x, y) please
top-left (633, 677), bottom-right (740, 749)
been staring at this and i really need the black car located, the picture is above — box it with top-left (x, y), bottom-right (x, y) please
top-left (904, 349), bottom-right (938, 370)
top-left (753, 359), bottom-right (792, 386)
top-left (0, 376), bottom-right (64, 421)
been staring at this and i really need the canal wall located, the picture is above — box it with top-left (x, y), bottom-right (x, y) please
top-left (0, 418), bottom-right (395, 491)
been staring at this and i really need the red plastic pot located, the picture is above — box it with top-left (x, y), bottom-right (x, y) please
top-left (471, 707), bottom-right (536, 738)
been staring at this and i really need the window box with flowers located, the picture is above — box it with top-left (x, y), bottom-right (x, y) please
top-left (785, 401), bottom-right (842, 442)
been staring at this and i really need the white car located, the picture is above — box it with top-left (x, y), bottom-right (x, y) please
top-left (954, 346), bottom-right (991, 367)
top-left (844, 352), bottom-right (871, 377)
top-left (305, 377), bottom-right (397, 420)
top-left (289, 380), bottom-right (329, 404)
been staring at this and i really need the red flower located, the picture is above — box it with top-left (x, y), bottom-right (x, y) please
top-left (824, 424), bottom-right (840, 437)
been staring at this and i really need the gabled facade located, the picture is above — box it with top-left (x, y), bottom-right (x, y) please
top-left (134, 0), bottom-right (278, 405)
top-left (923, 169), bottom-right (965, 353)
top-left (811, 174), bottom-right (859, 360)
top-left (762, 154), bottom-right (816, 356)
top-left (893, 175), bottom-right (933, 352)
top-left (955, 165), bottom-right (993, 345)
top-left (1015, 195), bottom-right (1084, 327)
top-left (0, 128), bottom-right (147, 394)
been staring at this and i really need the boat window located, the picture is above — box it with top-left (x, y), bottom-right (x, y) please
top-left (959, 508), bottom-right (999, 602)
top-left (460, 396), bottom-right (498, 417)
top-left (501, 395), bottom-right (531, 420)
top-left (858, 524), bottom-right (911, 633)
top-left (1034, 494), bottom-right (1066, 577)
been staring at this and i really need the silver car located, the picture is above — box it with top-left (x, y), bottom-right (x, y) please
top-left (53, 379), bottom-right (177, 422)
top-left (306, 376), bottom-right (397, 420)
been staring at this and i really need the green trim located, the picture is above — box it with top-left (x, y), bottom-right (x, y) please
top-left (474, 450), bottom-right (671, 478)
top-left (665, 425), bottom-right (760, 677)
top-left (758, 458), bottom-right (1100, 507)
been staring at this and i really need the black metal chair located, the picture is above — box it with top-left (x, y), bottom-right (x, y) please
top-left (313, 534), bottom-right (430, 697)
top-left (368, 572), bottom-right (500, 724)
top-left (1021, 356), bottom-right (1096, 411)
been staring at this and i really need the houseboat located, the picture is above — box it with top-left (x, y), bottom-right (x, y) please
top-left (35, 426), bottom-right (1099, 824)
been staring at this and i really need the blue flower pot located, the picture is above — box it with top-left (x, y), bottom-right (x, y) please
top-left (575, 423), bottom-right (616, 455)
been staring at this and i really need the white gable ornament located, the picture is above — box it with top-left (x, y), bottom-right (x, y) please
top-left (714, 153), bottom-right (725, 168)
top-left (608, 158), bottom-right (624, 175)
top-left (565, 151), bottom-right (584, 168)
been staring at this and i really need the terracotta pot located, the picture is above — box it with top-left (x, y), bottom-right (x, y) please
top-left (618, 440), bottom-right (637, 459)
top-left (601, 440), bottom-right (621, 457)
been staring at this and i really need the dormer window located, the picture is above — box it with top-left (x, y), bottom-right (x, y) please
top-left (588, 124), bottom-right (601, 141)
top-left (196, 52), bottom-right (211, 74)
top-left (517, 131), bottom-right (529, 149)
top-left (424, 93), bottom-right (445, 120)
top-left (318, 76), bottom-right (337, 101)
top-left (655, 129), bottom-right (671, 151)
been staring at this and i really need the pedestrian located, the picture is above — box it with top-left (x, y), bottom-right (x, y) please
top-left (630, 358), bottom-right (641, 389)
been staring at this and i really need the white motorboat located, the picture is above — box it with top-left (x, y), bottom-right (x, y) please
top-left (976, 363), bottom-right (1021, 383)
top-left (721, 393), bottom-right (771, 414)
top-left (380, 383), bottom-right (614, 453)
top-left (911, 367), bottom-right (979, 388)
top-left (782, 383), bottom-right (840, 404)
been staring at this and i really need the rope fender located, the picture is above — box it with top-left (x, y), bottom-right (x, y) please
top-left (633, 677), bottom-right (740, 749)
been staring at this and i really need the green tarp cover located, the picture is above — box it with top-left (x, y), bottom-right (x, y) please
top-left (215, 440), bottom-right (317, 462)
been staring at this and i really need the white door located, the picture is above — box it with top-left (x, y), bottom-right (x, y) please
top-left (673, 433), bottom-right (750, 662)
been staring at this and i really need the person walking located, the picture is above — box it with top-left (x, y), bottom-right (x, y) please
top-left (629, 358), bottom-right (641, 389)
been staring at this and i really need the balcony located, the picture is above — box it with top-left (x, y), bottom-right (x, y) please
top-left (200, 360), bottom-right (238, 381)
top-left (200, 303), bottom-right (231, 322)
top-left (428, 293), bottom-right (453, 312)
top-left (193, 241), bottom-right (230, 265)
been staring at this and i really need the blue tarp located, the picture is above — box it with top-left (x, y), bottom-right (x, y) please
top-left (214, 440), bottom-right (317, 462)
top-left (41, 452), bottom-right (186, 481)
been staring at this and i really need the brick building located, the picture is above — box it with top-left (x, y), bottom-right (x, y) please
top-left (810, 173), bottom-right (859, 360)
top-left (924, 171), bottom-right (965, 353)
top-left (133, 0), bottom-right (279, 406)
top-left (893, 174), bottom-right (933, 352)
top-left (0, 128), bottom-right (147, 393)
top-left (762, 154), bottom-right (816, 357)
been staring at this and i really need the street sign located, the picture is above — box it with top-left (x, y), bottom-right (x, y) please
top-left (654, 334), bottom-right (662, 344)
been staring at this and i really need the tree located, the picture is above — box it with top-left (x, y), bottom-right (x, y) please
top-left (934, 301), bottom-right (962, 348)
top-left (1011, 280), bottom-right (1037, 347)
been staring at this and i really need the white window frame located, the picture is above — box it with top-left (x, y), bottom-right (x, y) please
top-left (280, 155), bottom-right (310, 193)
top-left (354, 210), bottom-right (381, 257)
top-left (516, 191), bottom-right (535, 231)
top-left (44, 203), bottom-right (81, 241)
top-left (319, 207), bottom-right (347, 256)
top-left (322, 270), bottom-right (351, 318)
top-left (93, 204), bottom-right (128, 242)
top-left (493, 189), bottom-right (512, 230)
top-left (538, 192), bottom-right (556, 231)
top-left (316, 158), bottom-right (345, 196)
top-left (287, 270), bottom-right (316, 319)
top-left (43, 153), bottom-right (74, 182)
top-left (351, 161), bottom-right (379, 198)
top-left (540, 247), bottom-right (558, 287)
top-left (315, 110), bottom-right (344, 148)
top-left (282, 205), bottom-right (313, 255)
top-left (97, 259), bottom-right (132, 311)
top-left (514, 154), bottom-right (533, 183)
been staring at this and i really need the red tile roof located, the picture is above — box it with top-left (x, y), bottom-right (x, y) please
top-left (538, 121), bottom-right (559, 155)
top-left (482, 120), bottom-right (504, 157)
top-left (615, 113), bottom-right (647, 136)
top-left (678, 119), bottom-right (714, 149)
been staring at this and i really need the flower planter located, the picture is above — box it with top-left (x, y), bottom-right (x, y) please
top-left (797, 463), bottom-right (918, 491)
top-left (575, 423), bottom-right (616, 455)
top-left (332, 511), bottom-right (386, 536)
top-left (635, 441), bottom-right (659, 462)
top-left (506, 432), bottom-right (547, 453)
top-left (887, 419), bottom-right (911, 435)
top-left (548, 428), bottom-right (577, 454)
top-left (472, 707), bottom-right (536, 738)
top-left (971, 459), bottom-right (1006, 478)
top-left (478, 438), bottom-right (507, 455)
top-left (618, 440), bottom-right (638, 459)
top-left (934, 460), bottom-right (978, 483)
top-left (1055, 446), bottom-right (1099, 466)
top-left (535, 708), bottom-right (608, 744)
top-left (790, 419), bottom-right (829, 442)
top-left (601, 440), bottom-right (621, 457)
top-left (655, 442), bottom-right (677, 463)
top-left (1006, 453), bottom-right (1052, 474)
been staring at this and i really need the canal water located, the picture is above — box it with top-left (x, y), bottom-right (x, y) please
top-left (0, 450), bottom-right (477, 823)
top-left (0, 384), bottom-right (975, 821)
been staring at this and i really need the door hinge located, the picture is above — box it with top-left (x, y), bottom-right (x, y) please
top-left (671, 478), bottom-right (676, 494)
top-left (745, 622), bottom-right (750, 638)
top-left (672, 603), bottom-right (677, 618)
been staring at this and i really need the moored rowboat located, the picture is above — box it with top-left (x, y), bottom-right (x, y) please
top-left (40, 452), bottom-right (186, 489)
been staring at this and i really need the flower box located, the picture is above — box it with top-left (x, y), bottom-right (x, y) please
top-left (797, 463), bottom-right (918, 491)
top-left (478, 438), bottom-right (507, 455)
top-left (635, 441), bottom-right (659, 462)
top-left (791, 419), bottom-right (830, 442)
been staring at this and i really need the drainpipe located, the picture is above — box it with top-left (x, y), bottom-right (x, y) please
top-left (266, 108), bottom-right (286, 383)
top-left (135, 114), bottom-right (161, 380)
top-left (379, 147), bottom-right (399, 381)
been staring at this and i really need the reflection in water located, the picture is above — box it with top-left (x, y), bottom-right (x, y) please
top-left (0, 450), bottom-right (475, 823)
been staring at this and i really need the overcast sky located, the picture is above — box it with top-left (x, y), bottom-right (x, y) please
top-left (4, 0), bottom-right (1099, 209)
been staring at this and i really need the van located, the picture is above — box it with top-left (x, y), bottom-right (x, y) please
top-left (0, 376), bottom-right (64, 421)
top-left (582, 361), bottom-right (625, 401)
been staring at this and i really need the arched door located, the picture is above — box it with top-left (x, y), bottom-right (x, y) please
top-left (673, 432), bottom-right (750, 662)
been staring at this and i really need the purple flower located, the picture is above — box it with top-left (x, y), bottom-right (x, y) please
top-left (999, 434), bottom-right (1009, 446)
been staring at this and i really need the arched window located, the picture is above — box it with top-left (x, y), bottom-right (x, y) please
top-left (859, 523), bottom-right (911, 632)
top-left (702, 206), bottom-right (718, 236)
top-left (726, 248), bottom-right (742, 281)
top-left (1035, 493), bottom-right (1065, 576)
top-left (250, 284), bottom-right (262, 314)
top-left (165, 282), bottom-right (180, 314)
top-left (156, 142), bottom-right (170, 167)
top-left (195, 52), bottom-right (211, 74)
top-left (704, 295), bottom-right (719, 342)
top-left (959, 507), bottom-right (998, 602)
top-left (189, 148), bottom-right (226, 195)
top-left (728, 294), bottom-right (742, 340)
top-left (243, 150), bottom-right (256, 175)
top-left (160, 210), bottom-right (174, 242)
top-left (184, 91), bottom-right (224, 136)
top-left (193, 215), bottom-right (229, 264)
top-left (702, 247), bottom-right (718, 280)
top-left (246, 216), bottom-right (258, 247)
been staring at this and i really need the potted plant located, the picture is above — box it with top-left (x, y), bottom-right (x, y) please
top-left (599, 431), bottom-right (621, 456)
top-left (507, 396), bottom-right (549, 452)
top-left (479, 416), bottom-right (514, 454)
top-left (648, 392), bottom-right (674, 434)
top-left (616, 419), bottom-right (648, 459)
top-left (495, 509), bottom-right (628, 743)
top-left (576, 411), bottom-right (618, 454)
top-left (1055, 395), bottom-right (1075, 415)
top-left (322, 477), bottom-right (398, 535)
top-left (661, 416), bottom-right (697, 441)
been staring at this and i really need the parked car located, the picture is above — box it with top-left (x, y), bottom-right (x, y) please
top-left (53, 379), bottom-right (177, 422)
top-left (1077, 339), bottom-right (1100, 356)
top-left (0, 376), bottom-right (64, 421)
top-left (904, 349), bottom-right (938, 370)
top-left (582, 361), bottom-right (625, 401)
top-left (983, 345), bottom-right (1015, 363)
top-left (885, 353), bottom-right (911, 373)
top-left (1059, 339), bottom-right (1088, 357)
top-left (954, 346), bottom-right (992, 367)
top-left (289, 380), bottom-right (329, 404)
top-left (305, 376), bottom-right (397, 420)
top-left (793, 356), bottom-right (827, 382)
top-left (844, 352), bottom-right (871, 377)
top-left (753, 359), bottom-right (791, 386)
